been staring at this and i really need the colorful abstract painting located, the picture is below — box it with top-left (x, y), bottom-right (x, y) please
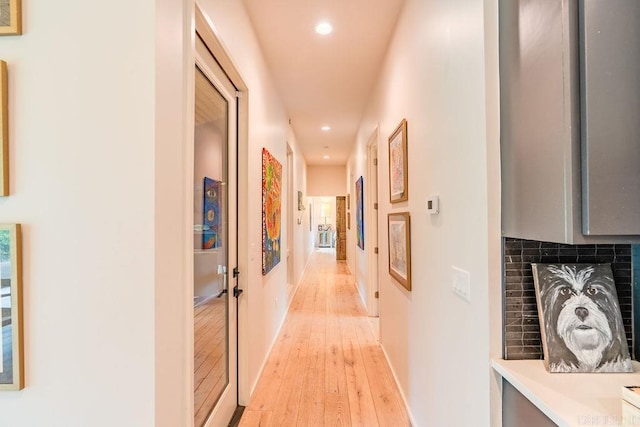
top-left (202, 177), bottom-right (221, 249)
top-left (262, 148), bottom-right (282, 275)
top-left (356, 176), bottom-right (364, 250)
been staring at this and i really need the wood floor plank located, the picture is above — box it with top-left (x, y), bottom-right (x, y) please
top-left (239, 410), bottom-right (272, 427)
top-left (296, 271), bottom-right (327, 425)
top-left (240, 250), bottom-right (410, 426)
top-left (324, 392), bottom-right (350, 427)
top-left (194, 296), bottom-right (227, 426)
top-left (339, 301), bottom-right (379, 426)
top-left (354, 319), bottom-right (410, 426)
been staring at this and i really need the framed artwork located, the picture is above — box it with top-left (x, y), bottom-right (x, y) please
top-left (347, 193), bottom-right (350, 210)
top-left (388, 119), bottom-right (408, 203)
top-left (262, 148), bottom-right (282, 275)
top-left (297, 190), bottom-right (304, 211)
top-left (0, 0), bottom-right (21, 35)
top-left (0, 61), bottom-right (7, 196)
top-left (532, 263), bottom-right (632, 373)
top-left (202, 177), bottom-right (221, 249)
top-left (387, 213), bottom-right (411, 291)
top-left (0, 224), bottom-right (23, 390)
top-left (347, 212), bottom-right (350, 230)
top-left (356, 176), bottom-right (364, 250)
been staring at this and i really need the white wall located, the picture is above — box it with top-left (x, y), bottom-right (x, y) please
top-left (307, 165), bottom-right (347, 196)
top-left (0, 1), bottom-right (313, 425)
top-left (198, 1), bottom-right (312, 403)
top-left (288, 126), bottom-right (314, 294)
top-left (348, 0), bottom-right (501, 425)
top-left (0, 1), bottom-right (160, 425)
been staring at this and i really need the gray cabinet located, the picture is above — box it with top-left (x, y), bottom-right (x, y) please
top-left (500, 0), bottom-right (640, 243)
top-left (580, 0), bottom-right (640, 236)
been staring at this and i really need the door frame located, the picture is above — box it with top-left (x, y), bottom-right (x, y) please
top-left (286, 144), bottom-right (294, 292)
top-left (194, 1), bottom-right (251, 412)
top-left (366, 127), bottom-right (380, 317)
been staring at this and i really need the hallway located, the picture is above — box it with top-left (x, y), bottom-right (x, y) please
top-left (240, 251), bottom-right (410, 426)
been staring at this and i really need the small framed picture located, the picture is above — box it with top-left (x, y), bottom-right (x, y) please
top-left (0, 0), bottom-right (21, 35)
top-left (347, 193), bottom-right (350, 210)
top-left (387, 212), bottom-right (411, 291)
top-left (388, 119), bottom-right (408, 203)
top-left (347, 212), bottom-right (350, 230)
top-left (0, 224), bottom-right (23, 390)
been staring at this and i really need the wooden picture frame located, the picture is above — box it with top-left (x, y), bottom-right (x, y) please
top-left (347, 193), bottom-right (350, 210)
top-left (0, 224), bottom-right (23, 390)
top-left (347, 212), bottom-right (350, 230)
top-left (388, 119), bottom-right (408, 203)
top-left (0, 0), bottom-right (21, 36)
top-left (0, 61), bottom-right (7, 196)
top-left (387, 212), bottom-right (411, 291)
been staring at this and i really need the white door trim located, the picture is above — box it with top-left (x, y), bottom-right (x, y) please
top-left (366, 127), bottom-right (380, 317)
top-left (194, 1), bottom-right (251, 414)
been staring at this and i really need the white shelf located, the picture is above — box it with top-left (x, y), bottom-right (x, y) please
top-left (492, 358), bottom-right (640, 426)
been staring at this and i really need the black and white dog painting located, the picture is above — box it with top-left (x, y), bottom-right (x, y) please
top-left (532, 263), bottom-right (632, 373)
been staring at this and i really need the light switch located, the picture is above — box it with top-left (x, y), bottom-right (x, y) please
top-left (452, 266), bottom-right (471, 302)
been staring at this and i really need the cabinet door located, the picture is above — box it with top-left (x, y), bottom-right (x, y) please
top-left (500, 0), bottom-right (578, 242)
top-left (580, 0), bottom-right (640, 235)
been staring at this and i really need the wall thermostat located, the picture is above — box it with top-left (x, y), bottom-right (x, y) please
top-left (426, 195), bottom-right (439, 215)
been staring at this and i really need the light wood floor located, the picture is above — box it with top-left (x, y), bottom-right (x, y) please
top-left (240, 251), bottom-right (411, 426)
top-left (194, 296), bottom-right (227, 427)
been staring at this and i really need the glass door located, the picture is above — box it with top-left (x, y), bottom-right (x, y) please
top-left (193, 35), bottom-right (238, 427)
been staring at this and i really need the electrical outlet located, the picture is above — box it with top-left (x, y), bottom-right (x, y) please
top-left (452, 266), bottom-right (471, 302)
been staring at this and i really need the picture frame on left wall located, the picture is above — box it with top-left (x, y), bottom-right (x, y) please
top-left (262, 148), bottom-right (282, 275)
top-left (0, 60), bottom-right (8, 196)
top-left (0, 0), bottom-right (21, 35)
top-left (0, 224), bottom-right (23, 390)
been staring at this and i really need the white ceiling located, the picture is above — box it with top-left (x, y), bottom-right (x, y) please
top-left (241, 0), bottom-right (405, 166)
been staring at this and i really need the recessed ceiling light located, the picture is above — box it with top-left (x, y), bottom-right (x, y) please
top-left (321, 126), bottom-right (331, 131)
top-left (323, 155), bottom-right (330, 159)
top-left (315, 22), bottom-right (333, 35)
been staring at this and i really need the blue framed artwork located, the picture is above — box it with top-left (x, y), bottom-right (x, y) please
top-left (356, 176), bottom-right (364, 250)
top-left (202, 177), bottom-right (221, 250)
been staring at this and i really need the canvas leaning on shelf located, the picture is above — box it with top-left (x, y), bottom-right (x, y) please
top-left (532, 263), bottom-right (632, 373)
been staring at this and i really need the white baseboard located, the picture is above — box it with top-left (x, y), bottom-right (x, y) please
top-left (379, 342), bottom-right (418, 426)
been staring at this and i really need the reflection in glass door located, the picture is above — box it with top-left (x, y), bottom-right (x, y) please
top-left (193, 39), bottom-right (237, 425)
